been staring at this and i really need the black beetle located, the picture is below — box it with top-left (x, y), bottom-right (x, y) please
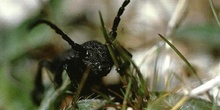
top-left (31, 0), bottom-right (130, 105)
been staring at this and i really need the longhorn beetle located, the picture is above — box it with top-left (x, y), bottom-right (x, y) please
top-left (31, 0), bottom-right (131, 105)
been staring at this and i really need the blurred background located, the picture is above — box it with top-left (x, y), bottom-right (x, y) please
top-left (0, 0), bottom-right (220, 109)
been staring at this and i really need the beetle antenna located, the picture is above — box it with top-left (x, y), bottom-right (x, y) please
top-left (30, 20), bottom-right (86, 54)
top-left (109, 0), bottom-right (130, 39)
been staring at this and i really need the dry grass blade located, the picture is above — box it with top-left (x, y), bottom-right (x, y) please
top-left (166, 0), bottom-right (190, 38)
top-left (171, 96), bottom-right (190, 110)
top-left (209, 0), bottom-right (220, 28)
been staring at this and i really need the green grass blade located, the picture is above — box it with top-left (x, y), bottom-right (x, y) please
top-left (158, 34), bottom-right (201, 83)
top-left (98, 11), bottom-right (120, 69)
top-left (121, 77), bottom-right (132, 110)
top-left (158, 34), bottom-right (213, 101)
top-left (98, 11), bottom-right (111, 43)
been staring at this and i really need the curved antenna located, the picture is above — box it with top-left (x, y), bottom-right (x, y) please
top-left (30, 20), bottom-right (86, 54)
top-left (109, 0), bottom-right (130, 39)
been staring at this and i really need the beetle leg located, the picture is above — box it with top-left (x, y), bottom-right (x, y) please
top-left (32, 60), bottom-right (53, 105)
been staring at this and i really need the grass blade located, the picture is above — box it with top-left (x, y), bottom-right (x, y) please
top-left (158, 34), bottom-right (213, 101)
top-left (209, 0), bottom-right (220, 28)
top-left (158, 34), bottom-right (201, 82)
